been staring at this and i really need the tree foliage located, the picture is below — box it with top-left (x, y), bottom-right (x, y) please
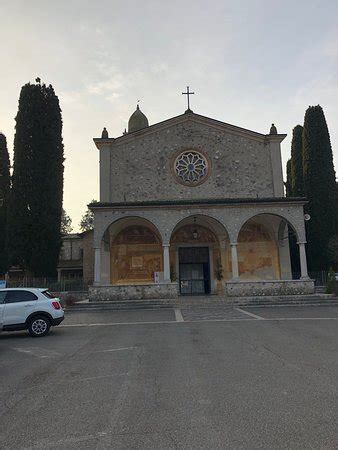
top-left (303, 105), bottom-right (336, 270)
top-left (290, 125), bottom-right (304, 196)
top-left (79, 200), bottom-right (98, 232)
top-left (8, 81), bottom-right (64, 276)
top-left (61, 209), bottom-right (73, 235)
top-left (326, 267), bottom-right (337, 294)
top-left (285, 158), bottom-right (293, 197)
top-left (0, 133), bottom-right (11, 275)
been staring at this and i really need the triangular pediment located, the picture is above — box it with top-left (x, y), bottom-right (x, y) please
top-left (115, 112), bottom-right (285, 144)
top-left (94, 112), bottom-right (286, 148)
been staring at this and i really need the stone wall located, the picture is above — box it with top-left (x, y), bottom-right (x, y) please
top-left (225, 280), bottom-right (315, 297)
top-left (82, 230), bottom-right (94, 283)
top-left (109, 120), bottom-right (275, 202)
top-left (59, 235), bottom-right (83, 260)
top-left (89, 282), bottom-right (179, 301)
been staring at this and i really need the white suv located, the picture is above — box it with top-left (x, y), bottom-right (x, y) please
top-left (0, 288), bottom-right (64, 337)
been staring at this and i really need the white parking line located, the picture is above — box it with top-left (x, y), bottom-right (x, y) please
top-left (12, 347), bottom-right (61, 358)
top-left (59, 316), bottom-right (338, 328)
top-left (174, 308), bottom-right (184, 322)
top-left (235, 307), bottom-right (265, 320)
top-left (96, 347), bottom-right (136, 353)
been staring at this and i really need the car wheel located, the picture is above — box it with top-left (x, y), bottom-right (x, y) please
top-left (28, 316), bottom-right (51, 337)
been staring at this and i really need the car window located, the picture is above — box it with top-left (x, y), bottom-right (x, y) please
top-left (0, 292), bottom-right (6, 304)
top-left (5, 291), bottom-right (38, 303)
top-left (41, 291), bottom-right (54, 299)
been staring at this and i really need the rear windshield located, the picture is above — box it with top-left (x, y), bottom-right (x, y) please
top-left (41, 291), bottom-right (55, 299)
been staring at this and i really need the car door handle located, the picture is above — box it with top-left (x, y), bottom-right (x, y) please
top-left (24, 304), bottom-right (33, 307)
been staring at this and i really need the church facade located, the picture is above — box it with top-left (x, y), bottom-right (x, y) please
top-left (89, 103), bottom-right (314, 301)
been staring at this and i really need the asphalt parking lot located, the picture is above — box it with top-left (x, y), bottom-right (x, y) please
top-left (1, 305), bottom-right (338, 449)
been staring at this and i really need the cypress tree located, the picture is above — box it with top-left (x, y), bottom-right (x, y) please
top-left (9, 81), bottom-right (64, 276)
top-left (0, 133), bottom-right (10, 275)
top-left (303, 105), bottom-right (336, 270)
top-left (291, 125), bottom-right (304, 196)
top-left (285, 158), bottom-right (293, 197)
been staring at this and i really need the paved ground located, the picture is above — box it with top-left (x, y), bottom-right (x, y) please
top-left (1, 305), bottom-right (338, 449)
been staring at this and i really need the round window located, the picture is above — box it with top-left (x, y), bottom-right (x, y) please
top-left (174, 150), bottom-right (209, 185)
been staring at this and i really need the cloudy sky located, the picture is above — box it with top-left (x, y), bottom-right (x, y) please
top-left (1, 0), bottom-right (338, 230)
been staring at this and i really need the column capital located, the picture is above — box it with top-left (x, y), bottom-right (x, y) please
top-left (162, 243), bottom-right (170, 248)
top-left (230, 242), bottom-right (238, 247)
top-left (297, 241), bottom-right (307, 245)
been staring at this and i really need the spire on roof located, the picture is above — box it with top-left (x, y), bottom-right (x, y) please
top-left (128, 104), bottom-right (149, 133)
top-left (269, 123), bottom-right (277, 135)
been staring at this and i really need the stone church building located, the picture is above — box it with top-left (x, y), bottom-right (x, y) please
top-left (89, 100), bottom-right (314, 300)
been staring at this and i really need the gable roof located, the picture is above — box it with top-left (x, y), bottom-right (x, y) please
top-left (94, 111), bottom-right (286, 148)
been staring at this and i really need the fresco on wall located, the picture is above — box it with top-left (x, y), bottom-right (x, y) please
top-left (111, 226), bottom-right (162, 283)
top-left (171, 225), bottom-right (217, 244)
top-left (238, 222), bottom-right (280, 280)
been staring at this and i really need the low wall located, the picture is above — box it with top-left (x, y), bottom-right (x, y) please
top-left (89, 283), bottom-right (179, 301)
top-left (225, 279), bottom-right (315, 297)
top-left (51, 291), bottom-right (88, 302)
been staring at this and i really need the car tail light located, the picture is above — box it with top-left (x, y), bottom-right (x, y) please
top-left (52, 301), bottom-right (61, 310)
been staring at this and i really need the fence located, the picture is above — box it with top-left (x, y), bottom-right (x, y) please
top-left (3, 271), bottom-right (330, 290)
top-left (6, 277), bottom-right (90, 292)
top-left (292, 271), bottom-right (328, 286)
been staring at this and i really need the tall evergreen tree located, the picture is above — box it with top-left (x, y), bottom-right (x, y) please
top-left (0, 133), bottom-right (11, 275)
top-left (303, 105), bottom-right (336, 270)
top-left (9, 81), bottom-right (64, 276)
top-left (291, 125), bottom-right (304, 196)
top-left (285, 158), bottom-right (293, 197)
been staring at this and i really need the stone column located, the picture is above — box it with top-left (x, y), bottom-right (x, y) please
top-left (230, 243), bottom-right (239, 280)
top-left (220, 242), bottom-right (227, 273)
top-left (94, 247), bottom-right (101, 286)
top-left (163, 244), bottom-right (171, 282)
top-left (209, 247), bottom-right (215, 292)
top-left (220, 241), bottom-right (227, 286)
top-left (298, 242), bottom-right (309, 279)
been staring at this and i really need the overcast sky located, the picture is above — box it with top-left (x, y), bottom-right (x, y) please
top-left (1, 0), bottom-right (338, 230)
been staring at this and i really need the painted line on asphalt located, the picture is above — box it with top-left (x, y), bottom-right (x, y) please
top-left (235, 307), bottom-right (265, 320)
top-left (96, 347), bottom-right (136, 353)
top-left (11, 347), bottom-right (61, 358)
top-left (174, 308), bottom-right (184, 322)
top-left (59, 316), bottom-right (338, 328)
top-left (60, 320), bottom-right (176, 327)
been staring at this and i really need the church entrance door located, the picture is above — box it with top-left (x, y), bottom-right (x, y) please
top-left (178, 247), bottom-right (210, 295)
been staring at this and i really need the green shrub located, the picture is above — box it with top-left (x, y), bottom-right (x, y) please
top-left (326, 267), bottom-right (337, 294)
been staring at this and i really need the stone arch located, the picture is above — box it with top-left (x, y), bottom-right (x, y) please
top-left (169, 214), bottom-right (230, 244)
top-left (234, 212), bottom-right (300, 243)
top-left (237, 218), bottom-right (280, 280)
top-left (236, 213), bottom-right (301, 281)
top-left (169, 214), bottom-right (231, 292)
top-left (95, 213), bottom-right (164, 247)
top-left (107, 216), bottom-right (164, 285)
top-left (107, 216), bottom-right (163, 244)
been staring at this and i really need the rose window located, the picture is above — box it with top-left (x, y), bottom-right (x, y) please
top-left (174, 151), bottom-right (208, 185)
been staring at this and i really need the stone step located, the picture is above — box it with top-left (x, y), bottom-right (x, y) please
top-left (315, 286), bottom-right (327, 294)
top-left (66, 295), bottom-right (338, 311)
top-left (68, 305), bottom-right (173, 312)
